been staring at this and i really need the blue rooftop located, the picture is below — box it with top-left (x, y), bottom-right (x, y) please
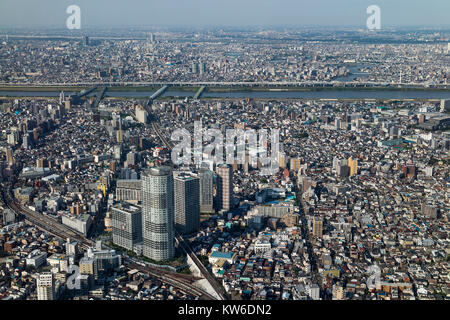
top-left (210, 251), bottom-right (234, 259)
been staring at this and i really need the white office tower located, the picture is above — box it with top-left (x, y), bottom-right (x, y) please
top-left (174, 171), bottom-right (200, 235)
top-left (335, 118), bottom-right (341, 130)
top-left (216, 164), bottom-right (233, 212)
top-left (59, 91), bottom-right (65, 104)
top-left (65, 238), bottom-right (78, 256)
top-left (111, 203), bottom-right (142, 251)
top-left (142, 166), bottom-right (174, 261)
top-left (135, 105), bottom-right (148, 124)
top-left (113, 144), bottom-right (122, 160)
top-left (37, 272), bottom-right (55, 300)
top-left (440, 99), bottom-right (450, 112)
top-left (198, 168), bottom-right (214, 213)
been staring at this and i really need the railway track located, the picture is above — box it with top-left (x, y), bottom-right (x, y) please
top-left (176, 235), bottom-right (226, 300)
top-left (4, 195), bottom-right (93, 250)
top-left (126, 262), bottom-right (216, 300)
top-left (2, 186), bottom-right (218, 299)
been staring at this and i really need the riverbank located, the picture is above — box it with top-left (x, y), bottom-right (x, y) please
top-left (0, 85), bottom-right (449, 93)
top-left (206, 86), bottom-right (450, 93)
top-left (0, 85), bottom-right (199, 92)
top-left (1, 85), bottom-right (449, 101)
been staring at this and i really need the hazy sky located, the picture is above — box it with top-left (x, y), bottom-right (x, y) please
top-left (0, 0), bottom-right (449, 28)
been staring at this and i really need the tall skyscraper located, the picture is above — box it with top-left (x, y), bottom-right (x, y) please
top-left (191, 62), bottom-right (198, 74)
top-left (278, 152), bottom-right (287, 169)
top-left (290, 157), bottom-right (301, 172)
top-left (174, 171), bottom-right (200, 235)
top-left (126, 151), bottom-right (138, 166)
top-left (116, 120), bottom-right (123, 143)
top-left (135, 105), bottom-right (148, 124)
top-left (335, 118), bottom-right (341, 130)
top-left (142, 166), bottom-right (174, 261)
top-left (7, 130), bottom-right (19, 146)
top-left (216, 164), bottom-right (232, 212)
top-left (36, 158), bottom-right (47, 168)
top-left (312, 216), bottom-right (323, 238)
top-left (116, 129), bottom-right (123, 143)
top-left (111, 203), bottom-right (142, 251)
top-left (113, 144), bottom-right (122, 160)
top-left (348, 157), bottom-right (358, 176)
top-left (65, 99), bottom-right (71, 111)
top-left (5, 147), bottom-right (14, 165)
top-left (37, 272), bottom-right (55, 300)
top-left (198, 168), bottom-right (214, 213)
top-left (199, 62), bottom-right (206, 75)
top-left (59, 91), bottom-right (65, 104)
top-left (440, 99), bottom-right (450, 112)
top-left (337, 163), bottom-right (349, 178)
top-left (22, 133), bottom-right (33, 149)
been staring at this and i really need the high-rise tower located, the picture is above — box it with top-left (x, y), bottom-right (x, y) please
top-left (348, 157), bottom-right (358, 176)
top-left (216, 164), bottom-right (232, 212)
top-left (174, 171), bottom-right (200, 235)
top-left (198, 168), bottom-right (214, 213)
top-left (312, 216), bottom-right (323, 238)
top-left (142, 166), bottom-right (174, 261)
top-left (37, 272), bottom-right (55, 300)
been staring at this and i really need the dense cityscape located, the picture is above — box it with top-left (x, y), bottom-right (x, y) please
top-left (0, 19), bottom-right (449, 303)
top-left (1, 29), bottom-right (449, 85)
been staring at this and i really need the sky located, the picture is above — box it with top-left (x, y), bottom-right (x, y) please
top-left (0, 0), bottom-right (449, 29)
